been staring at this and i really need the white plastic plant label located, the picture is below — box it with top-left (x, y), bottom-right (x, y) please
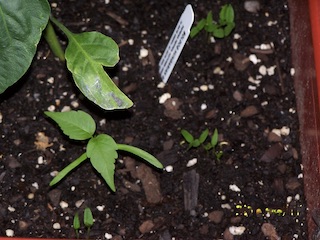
top-left (159, 4), bottom-right (194, 83)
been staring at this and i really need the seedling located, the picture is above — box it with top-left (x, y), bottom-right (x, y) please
top-left (45, 110), bottom-right (163, 191)
top-left (73, 207), bottom-right (94, 239)
top-left (190, 4), bottom-right (235, 39)
top-left (0, 0), bottom-right (132, 110)
top-left (181, 129), bottom-right (209, 150)
top-left (181, 128), bottom-right (224, 161)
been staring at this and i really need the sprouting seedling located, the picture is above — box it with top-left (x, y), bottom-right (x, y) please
top-left (181, 128), bottom-right (224, 161)
top-left (73, 212), bottom-right (81, 239)
top-left (190, 4), bottom-right (235, 39)
top-left (73, 207), bottom-right (94, 239)
top-left (181, 129), bottom-right (209, 150)
top-left (45, 110), bottom-right (163, 191)
top-left (84, 207), bottom-right (94, 239)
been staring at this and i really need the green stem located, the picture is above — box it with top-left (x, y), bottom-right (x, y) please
top-left (49, 152), bottom-right (87, 186)
top-left (50, 15), bottom-right (74, 39)
top-left (43, 21), bottom-right (65, 61)
top-left (117, 144), bottom-right (163, 169)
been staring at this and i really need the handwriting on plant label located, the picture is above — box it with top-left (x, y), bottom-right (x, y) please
top-left (159, 4), bottom-right (194, 83)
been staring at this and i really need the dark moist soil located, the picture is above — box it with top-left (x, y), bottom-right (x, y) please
top-left (0, 0), bottom-right (308, 239)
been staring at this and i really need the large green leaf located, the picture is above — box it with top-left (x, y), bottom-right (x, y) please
top-left (0, 0), bottom-right (50, 93)
top-left (45, 110), bottom-right (96, 140)
top-left (50, 17), bottom-right (133, 110)
top-left (87, 134), bottom-right (118, 191)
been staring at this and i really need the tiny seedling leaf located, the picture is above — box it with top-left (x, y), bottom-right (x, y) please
top-left (49, 153), bottom-right (88, 186)
top-left (221, 4), bottom-right (234, 23)
top-left (211, 128), bottom-right (219, 147)
top-left (190, 19), bottom-right (206, 38)
top-left (87, 134), bottom-right (118, 191)
top-left (199, 129), bottom-right (209, 144)
top-left (84, 207), bottom-right (94, 228)
top-left (224, 22), bottom-right (235, 37)
top-left (73, 212), bottom-right (81, 230)
top-left (213, 28), bottom-right (225, 38)
top-left (117, 144), bottom-right (163, 169)
top-left (45, 110), bottom-right (96, 140)
top-left (192, 139), bottom-right (201, 148)
top-left (181, 129), bottom-right (194, 143)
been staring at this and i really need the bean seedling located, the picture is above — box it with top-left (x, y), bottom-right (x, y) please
top-left (190, 4), bottom-right (235, 39)
top-left (45, 110), bottom-right (163, 191)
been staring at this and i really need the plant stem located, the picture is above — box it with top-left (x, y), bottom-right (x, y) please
top-left (49, 153), bottom-right (87, 186)
top-left (43, 21), bottom-right (65, 61)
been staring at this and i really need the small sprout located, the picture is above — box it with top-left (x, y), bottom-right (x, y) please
top-left (84, 207), bottom-right (94, 239)
top-left (181, 128), bottom-right (224, 162)
top-left (73, 212), bottom-right (80, 239)
top-left (190, 4), bottom-right (235, 39)
top-left (84, 207), bottom-right (94, 228)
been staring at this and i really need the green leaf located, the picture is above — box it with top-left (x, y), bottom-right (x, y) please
top-left (190, 18), bottom-right (206, 38)
top-left (211, 128), bottom-right (219, 147)
top-left (49, 153), bottom-right (88, 186)
top-left (0, 0), bottom-right (50, 94)
top-left (192, 139), bottom-right (201, 148)
top-left (87, 134), bottom-right (118, 191)
top-left (73, 212), bottom-right (81, 230)
top-left (181, 129), bottom-right (194, 143)
top-left (45, 110), bottom-right (96, 140)
top-left (212, 28), bottom-right (225, 38)
top-left (220, 4), bottom-right (234, 23)
top-left (117, 144), bottom-right (163, 169)
top-left (224, 22), bottom-right (235, 37)
top-left (84, 207), bottom-right (94, 228)
top-left (50, 16), bottom-right (133, 110)
top-left (206, 11), bottom-right (213, 25)
top-left (199, 129), bottom-right (209, 144)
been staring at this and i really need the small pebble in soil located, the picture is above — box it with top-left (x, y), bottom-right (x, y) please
top-left (47, 77), bottom-right (54, 84)
top-left (229, 184), bottom-right (241, 192)
top-left (186, 158), bottom-right (197, 167)
top-left (105, 233), bottom-right (112, 239)
top-left (6, 229), bottom-right (14, 237)
top-left (53, 222), bottom-right (61, 230)
top-left (159, 93), bottom-right (171, 104)
top-left (47, 105), bottom-right (55, 112)
top-left (75, 199), bottom-right (84, 208)
top-left (201, 103), bottom-right (207, 110)
top-left (139, 48), bottom-right (148, 58)
top-left (157, 82), bottom-right (165, 88)
top-left (229, 226), bottom-right (246, 235)
top-left (244, 1), bottom-right (260, 13)
top-left (0, 112), bottom-right (2, 123)
top-left (165, 165), bottom-right (173, 172)
top-left (97, 205), bottom-right (105, 211)
top-left (59, 201), bottom-right (68, 209)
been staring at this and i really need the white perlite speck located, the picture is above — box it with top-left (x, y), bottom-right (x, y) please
top-left (60, 201), bottom-right (68, 209)
top-left (97, 205), bottom-right (105, 211)
top-left (229, 226), bottom-right (246, 235)
top-left (187, 158), bottom-right (197, 167)
top-left (159, 93), bottom-right (171, 104)
top-left (229, 184), bottom-right (241, 192)
top-left (165, 165), bottom-right (173, 172)
top-left (6, 229), bottom-right (14, 237)
top-left (53, 222), bottom-right (61, 230)
top-left (139, 48), bottom-right (148, 58)
top-left (105, 233), bottom-right (113, 239)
